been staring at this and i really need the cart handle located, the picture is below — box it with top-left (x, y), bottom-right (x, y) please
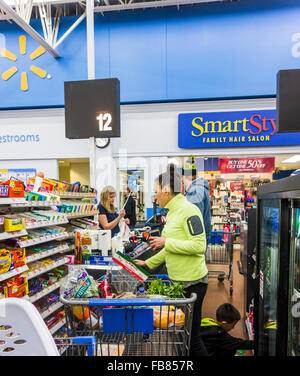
top-left (97, 273), bottom-right (170, 282)
top-left (60, 292), bottom-right (197, 306)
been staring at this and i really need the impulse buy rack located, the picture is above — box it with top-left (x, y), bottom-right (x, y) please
top-left (0, 192), bottom-right (98, 338)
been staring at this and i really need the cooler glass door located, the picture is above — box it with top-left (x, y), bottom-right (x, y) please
top-left (258, 199), bottom-right (280, 356)
top-left (288, 206), bottom-right (300, 355)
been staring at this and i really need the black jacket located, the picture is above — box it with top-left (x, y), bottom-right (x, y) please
top-left (200, 320), bottom-right (254, 356)
top-left (124, 195), bottom-right (136, 226)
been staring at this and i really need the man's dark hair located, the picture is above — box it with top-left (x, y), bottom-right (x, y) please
top-left (216, 303), bottom-right (241, 323)
top-left (182, 167), bottom-right (197, 180)
top-left (126, 186), bottom-right (131, 193)
top-left (156, 164), bottom-right (182, 194)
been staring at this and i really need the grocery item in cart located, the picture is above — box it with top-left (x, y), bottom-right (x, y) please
top-left (153, 305), bottom-right (185, 329)
top-left (61, 266), bottom-right (99, 299)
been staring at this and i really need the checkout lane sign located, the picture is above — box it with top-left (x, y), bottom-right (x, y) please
top-left (178, 109), bottom-right (300, 149)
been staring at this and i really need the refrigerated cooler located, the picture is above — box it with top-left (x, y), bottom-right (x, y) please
top-left (239, 209), bottom-right (258, 338)
top-left (256, 174), bottom-right (300, 356)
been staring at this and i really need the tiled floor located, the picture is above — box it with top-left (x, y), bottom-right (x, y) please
top-left (202, 245), bottom-right (253, 355)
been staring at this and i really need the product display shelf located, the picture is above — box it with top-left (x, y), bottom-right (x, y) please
top-left (56, 231), bottom-right (76, 241)
top-left (18, 231), bottom-right (69, 248)
top-left (0, 197), bottom-right (27, 205)
top-left (10, 200), bottom-right (62, 208)
top-left (0, 229), bottom-right (28, 241)
top-left (66, 210), bottom-right (99, 219)
top-left (25, 243), bottom-right (70, 263)
top-left (22, 256), bottom-right (69, 280)
top-left (28, 280), bottom-right (61, 303)
top-left (52, 191), bottom-right (96, 199)
top-left (41, 301), bottom-right (64, 320)
top-left (26, 218), bottom-right (69, 229)
top-left (0, 264), bottom-right (29, 282)
top-left (50, 318), bottom-right (66, 335)
top-left (0, 196), bottom-right (72, 340)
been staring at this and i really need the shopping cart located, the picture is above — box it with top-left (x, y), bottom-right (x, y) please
top-left (0, 297), bottom-right (96, 356)
top-left (55, 336), bottom-right (96, 356)
top-left (60, 273), bottom-right (196, 356)
top-left (206, 231), bottom-right (234, 296)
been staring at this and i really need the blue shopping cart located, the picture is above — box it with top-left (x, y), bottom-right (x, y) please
top-left (60, 273), bottom-right (196, 356)
top-left (206, 231), bottom-right (234, 296)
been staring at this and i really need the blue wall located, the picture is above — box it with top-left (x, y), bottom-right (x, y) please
top-left (1, 0), bottom-right (300, 108)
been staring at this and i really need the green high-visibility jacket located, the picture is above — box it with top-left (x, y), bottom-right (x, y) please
top-left (145, 194), bottom-right (208, 281)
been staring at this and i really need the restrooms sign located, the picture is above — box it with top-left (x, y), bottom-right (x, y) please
top-left (178, 110), bottom-right (300, 149)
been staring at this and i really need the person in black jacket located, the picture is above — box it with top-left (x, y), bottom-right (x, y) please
top-left (200, 303), bottom-right (254, 356)
top-left (123, 186), bottom-right (136, 230)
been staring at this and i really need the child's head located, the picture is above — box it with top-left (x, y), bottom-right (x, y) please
top-left (216, 303), bottom-right (241, 332)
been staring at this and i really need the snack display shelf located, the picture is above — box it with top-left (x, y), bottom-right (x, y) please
top-left (52, 191), bottom-right (96, 199)
top-left (66, 210), bottom-right (99, 219)
top-left (56, 232), bottom-right (76, 241)
top-left (26, 218), bottom-right (68, 229)
top-left (41, 301), bottom-right (64, 320)
top-left (10, 200), bottom-right (62, 207)
top-left (0, 197), bottom-right (27, 205)
top-left (23, 257), bottom-right (69, 280)
top-left (0, 264), bottom-right (29, 282)
top-left (18, 231), bottom-right (69, 247)
top-left (50, 318), bottom-right (66, 335)
top-left (0, 229), bottom-right (28, 241)
top-left (26, 243), bottom-right (70, 263)
top-left (29, 281), bottom-right (61, 303)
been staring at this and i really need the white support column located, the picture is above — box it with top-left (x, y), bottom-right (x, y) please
top-left (86, 0), bottom-right (95, 81)
top-left (86, 0), bottom-right (96, 191)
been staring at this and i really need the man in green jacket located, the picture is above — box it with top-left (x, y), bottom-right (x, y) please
top-left (135, 164), bottom-right (209, 356)
top-left (145, 193), bottom-right (208, 282)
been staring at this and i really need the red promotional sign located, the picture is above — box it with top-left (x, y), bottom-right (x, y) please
top-left (230, 181), bottom-right (245, 191)
top-left (219, 157), bottom-right (275, 173)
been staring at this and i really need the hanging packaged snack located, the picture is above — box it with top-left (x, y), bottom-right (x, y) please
top-left (0, 182), bottom-right (9, 198)
top-left (7, 180), bottom-right (25, 198)
top-left (0, 249), bottom-right (14, 274)
top-left (2, 276), bottom-right (29, 298)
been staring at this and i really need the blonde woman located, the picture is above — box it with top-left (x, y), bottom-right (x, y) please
top-left (98, 186), bottom-right (128, 237)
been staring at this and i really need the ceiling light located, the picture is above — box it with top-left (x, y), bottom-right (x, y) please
top-left (281, 155), bottom-right (300, 163)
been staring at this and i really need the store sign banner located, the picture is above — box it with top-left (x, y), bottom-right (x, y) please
top-left (219, 157), bottom-right (275, 174)
top-left (178, 110), bottom-right (300, 148)
top-left (230, 181), bottom-right (245, 191)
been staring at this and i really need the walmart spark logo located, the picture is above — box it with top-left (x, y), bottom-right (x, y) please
top-left (1, 35), bottom-right (51, 91)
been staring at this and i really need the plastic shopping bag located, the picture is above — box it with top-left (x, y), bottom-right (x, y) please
top-left (153, 306), bottom-right (185, 329)
top-left (119, 218), bottom-right (131, 242)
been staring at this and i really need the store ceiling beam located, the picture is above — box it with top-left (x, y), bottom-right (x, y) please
top-left (94, 0), bottom-right (231, 13)
top-left (0, 0), bottom-right (61, 57)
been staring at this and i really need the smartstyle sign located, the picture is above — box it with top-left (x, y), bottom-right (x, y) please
top-left (178, 110), bottom-right (300, 149)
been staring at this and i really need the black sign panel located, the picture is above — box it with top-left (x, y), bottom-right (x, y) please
top-left (64, 78), bottom-right (120, 139)
top-left (276, 69), bottom-right (300, 133)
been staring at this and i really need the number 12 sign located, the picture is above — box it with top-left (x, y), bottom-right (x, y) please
top-left (97, 113), bottom-right (112, 132)
top-left (64, 78), bottom-right (120, 139)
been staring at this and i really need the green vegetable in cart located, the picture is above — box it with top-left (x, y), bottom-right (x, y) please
top-left (146, 279), bottom-right (185, 298)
